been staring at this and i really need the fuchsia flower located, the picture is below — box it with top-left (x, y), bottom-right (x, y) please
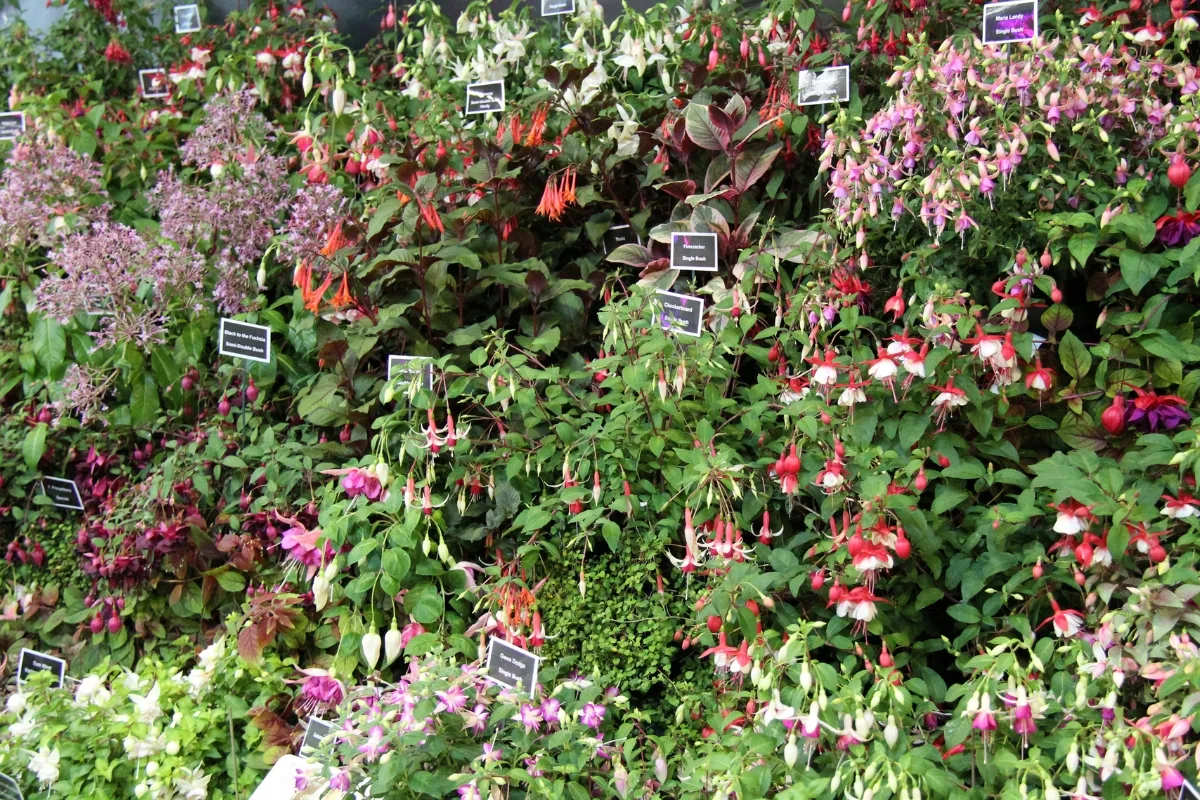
top-left (579, 702), bottom-right (606, 730)
top-left (929, 379), bottom-right (968, 430)
top-left (298, 668), bottom-right (345, 712)
top-left (517, 703), bottom-right (543, 733)
top-left (1052, 499), bottom-right (1095, 535)
top-left (1126, 388), bottom-right (1191, 432)
top-left (435, 685), bottom-right (468, 713)
top-left (1039, 596), bottom-right (1085, 638)
top-left (479, 742), bottom-right (502, 762)
top-left (357, 725), bottom-right (389, 761)
top-left (462, 704), bottom-right (489, 734)
top-left (666, 507), bottom-right (703, 573)
top-left (1156, 210), bottom-right (1200, 247)
top-left (1162, 491), bottom-right (1199, 519)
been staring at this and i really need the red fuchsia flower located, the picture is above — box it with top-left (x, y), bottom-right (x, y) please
top-left (829, 586), bottom-right (886, 633)
top-left (1051, 499), bottom-right (1095, 535)
top-left (837, 372), bottom-right (868, 418)
top-left (900, 343), bottom-right (930, 392)
top-left (806, 348), bottom-right (842, 393)
top-left (814, 457), bottom-right (846, 493)
top-left (864, 349), bottom-right (899, 401)
top-left (1155, 209), bottom-right (1200, 247)
top-left (104, 39), bottom-right (131, 64)
top-left (929, 379), bottom-right (968, 430)
top-left (883, 287), bottom-right (905, 321)
top-left (1126, 522), bottom-right (1168, 563)
top-left (1024, 358), bottom-right (1054, 396)
top-left (1126, 388), bottom-right (1191, 432)
top-left (667, 507), bottom-right (703, 573)
top-left (700, 631), bottom-right (740, 671)
top-left (255, 48), bottom-right (278, 70)
top-left (1039, 596), bottom-right (1085, 638)
top-left (1078, 3), bottom-right (1104, 24)
top-left (1162, 491), bottom-right (1199, 519)
top-left (1101, 394), bottom-right (1127, 434)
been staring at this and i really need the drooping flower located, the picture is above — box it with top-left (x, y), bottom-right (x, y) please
top-left (1051, 500), bottom-right (1094, 535)
top-left (1162, 491), bottom-right (1199, 519)
top-left (357, 725), bottom-right (390, 761)
top-left (1125, 389), bottom-right (1190, 432)
top-left (1039, 596), bottom-right (1084, 638)
top-left (579, 702), bottom-right (607, 730)
top-left (1156, 210), bottom-right (1200, 247)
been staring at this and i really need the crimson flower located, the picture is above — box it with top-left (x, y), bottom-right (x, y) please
top-left (1155, 209), bottom-right (1200, 247)
top-left (1125, 388), bottom-right (1190, 431)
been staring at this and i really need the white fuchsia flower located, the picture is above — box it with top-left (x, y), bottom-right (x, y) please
top-left (28, 746), bottom-right (59, 784)
top-left (1162, 491), bottom-right (1198, 519)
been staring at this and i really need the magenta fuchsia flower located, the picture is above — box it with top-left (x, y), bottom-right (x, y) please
top-left (517, 703), bottom-right (543, 733)
top-left (329, 770), bottom-right (351, 791)
top-left (540, 698), bottom-right (564, 729)
top-left (1125, 389), bottom-right (1191, 432)
top-left (298, 668), bottom-right (345, 711)
top-left (479, 742), bottom-right (502, 763)
top-left (462, 703), bottom-right (489, 735)
top-left (435, 685), bottom-right (468, 713)
top-left (457, 781), bottom-right (482, 800)
top-left (579, 702), bottom-right (606, 730)
top-left (357, 725), bottom-right (390, 761)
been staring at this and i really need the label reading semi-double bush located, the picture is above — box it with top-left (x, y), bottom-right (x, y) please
top-left (17, 648), bottom-right (66, 688)
top-left (219, 319), bottom-right (272, 364)
top-left (485, 638), bottom-right (539, 692)
top-left (796, 65), bottom-right (851, 106)
top-left (173, 3), bottom-right (201, 33)
top-left (0, 112), bottom-right (26, 141)
top-left (465, 81), bottom-right (505, 115)
top-left (41, 477), bottom-right (84, 510)
top-left (388, 355), bottom-right (435, 392)
top-left (300, 717), bottom-right (334, 755)
top-left (656, 290), bottom-right (704, 338)
top-left (669, 232), bottom-right (718, 271)
top-left (982, 0), bottom-right (1038, 44)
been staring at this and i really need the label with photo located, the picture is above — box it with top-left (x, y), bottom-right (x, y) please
top-left (603, 224), bottom-right (639, 254)
top-left (982, 0), bottom-right (1038, 44)
top-left (138, 68), bottom-right (170, 98)
top-left (173, 3), bottom-right (202, 33)
top-left (17, 649), bottom-right (66, 688)
top-left (41, 477), bottom-right (84, 510)
top-left (0, 112), bottom-right (25, 141)
top-left (656, 290), bottom-right (704, 338)
top-left (465, 81), bottom-right (505, 115)
top-left (485, 638), bottom-right (540, 692)
top-left (218, 318), bottom-right (272, 364)
top-left (796, 65), bottom-right (851, 106)
top-left (669, 232), bottom-right (719, 271)
top-left (387, 355), bottom-right (435, 392)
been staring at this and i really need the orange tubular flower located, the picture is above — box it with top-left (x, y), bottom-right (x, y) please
top-left (331, 272), bottom-right (354, 309)
top-left (320, 220), bottom-right (351, 257)
top-left (297, 262), bottom-right (333, 313)
top-left (524, 104), bottom-right (549, 147)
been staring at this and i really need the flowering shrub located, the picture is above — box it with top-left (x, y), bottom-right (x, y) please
top-left (2, 0), bottom-right (1200, 795)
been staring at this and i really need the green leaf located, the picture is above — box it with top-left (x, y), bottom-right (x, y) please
top-left (367, 197), bottom-right (401, 239)
top-left (403, 632), bottom-right (439, 656)
top-left (382, 549), bottom-right (411, 582)
top-left (1186, 168), bottom-right (1200, 212)
top-left (215, 570), bottom-right (245, 592)
top-left (129, 372), bottom-right (161, 426)
top-left (931, 486), bottom-right (969, 515)
top-left (946, 604), bottom-right (981, 624)
top-left (914, 587), bottom-right (944, 610)
top-left (1058, 331), bottom-right (1092, 380)
top-left (404, 583), bottom-right (444, 624)
top-left (23, 423), bottom-right (47, 470)
top-left (1119, 250), bottom-right (1164, 295)
top-left (1067, 232), bottom-right (1096, 267)
top-left (32, 316), bottom-right (66, 374)
top-left (1104, 212), bottom-right (1156, 247)
top-left (685, 104), bottom-right (727, 151)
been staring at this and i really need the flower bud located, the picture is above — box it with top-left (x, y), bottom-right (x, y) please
top-left (302, 68), bottom-right (314, 94)
top-left (362, 626), bottom-right (382, 670)
top-left (385, 621), bottom-right (402, 664)
top-left (884, 715), bottom-right (899, 747)
top-left (784, 735), bottom-right (799, 767)
top-left (332, 81), bottom-right (346, 116)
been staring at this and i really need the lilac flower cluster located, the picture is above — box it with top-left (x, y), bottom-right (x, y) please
top-left (34, 222), bottom-right (201, 352)
top-left (0, 138), bottom-right (109, 249)
top-left (55, 364), bottom-right (118, 424)
top-left (178, 90), bottom-right (276, 169)
top-left (820, 35), bottom-right (1191, 252)
top-left (277, 183), bottom-right (347, 268)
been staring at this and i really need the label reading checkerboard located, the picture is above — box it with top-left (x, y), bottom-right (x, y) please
top-left (656, 290), bottom-right (704, 338)
top-left (219, 319), bottom-right (272, 364)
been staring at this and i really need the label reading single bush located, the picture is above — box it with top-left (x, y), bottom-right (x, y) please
top-left (669, 232), bottom-right (718, 271)
top-left (388, 355), bottom-right (435, 392)
top-left (17, 649), bottom-right (66, 688)
top-left (0, 112), bottom-right (26, 141)
top-left (603, 224), bottom-right (638, 254)
top-left (173, 3), bottom-right (202, 33)
top-left (219, 319), bottom-right (272, 364)
top-left (300, 717), bottom-right (334, 755)
top-left (138, 68), bottom-right (170, 98)
top-left (41, 477), bottom-right (84, 510)
top-left (796, 65), bottom-right (851, 106)
top-left (485, 638), bottom-right (539, 692)
top-left (656, 291), bottom-right (705, 338)
top-left (541, 0), bottom-right (575, 15)
top-left (465, 81), bottom-right (505, 115)
top-left (982, 0), bottom-right (1038, 44)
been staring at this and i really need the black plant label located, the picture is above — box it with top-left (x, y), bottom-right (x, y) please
top-left (796, 66), bottom-right (850, 106)
top-left (982, 0), bottom-right (1038, 44)
top-left (541, 0), bottom-right (575, 14)
top-left (485, 639), bottom-right (540, 692)
top-left (300, 717), bottom-right (335, 755)
top-left (669, 232), bottom-right (718, 271)
top-left (603, 224), bottom-right (639, 254)
top-left (41, 477), bottom-right (84, 511)
top-left (657, 290), bottom-right (704, 338)
top-left (0, 112), bottom-right (26, 141)
top-left (17, 649), bottom-right (66, 688)
top-left (173, 3), bottom-right (201, 33)
top-left (219, 318), bottom-right (272, 364)
top-left (139, 68), bottom-right (169, 98)
top-left (465, 82), bottom-right (505, 115)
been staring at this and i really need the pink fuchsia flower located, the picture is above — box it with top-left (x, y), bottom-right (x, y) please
top-left (1039, 597), bottom-right (1084, 638)
top-left (357, 725), bottom-right (389, 761)
top-left (329, 770), bottom-right (351, 792)
top-left (540, 698), bottom-right (565, 729)
top-left (298, 668), bottom-right (345, 712)
top-left (479, 742), bottom-right (502, 763)
top-left (930, 379), bottom-right (968, 430)
top-left (579, 702), bottom-right (606, 730)
top-left (436, 685), bottom-right (468, 713)
top-left (462, 703), bottom-right (489, 735)
top-left (805, 348), bottom-right (842, 392)
top-left (830, 586), bottom-right (887, 634)
top-left (666, 507), bottom-right (703, 573)
top-left (517, 703), bottom-right (543, 733)
top-left (457, 782), bottom-right (483, 800)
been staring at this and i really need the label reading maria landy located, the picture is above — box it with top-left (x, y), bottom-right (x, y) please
top-left (982, 0), bottom-right (1038, 44)
top-left (485, 638), bottom-right (540, 692)
top-left (218, 318), bottom-right (272, 364)
top-left (0, 112), bottom-right (26, 141)
top-left (17, 648), bottom-right (66, 688)
top-left (656, 290), bottom-right (704, 338)
top-left (669, 232), bottom-right (718, 271)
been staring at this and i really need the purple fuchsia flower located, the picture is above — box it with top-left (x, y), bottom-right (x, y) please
top-left (540, 698), bottom-right (564, 729)
top-left (457, 781), bottom-right (483, 800)
top-left (436, 685), bottom-right (468, 713)
top-left (357, 725), bottom-right (390, 761)
top-left (462, 704), bottom-right (489, 735)
top-left (1126, 390), bottom-right (1191, 432)
top-left (579, 703), bottom-right (606, 730)
top-left (329, 770), bottom-right (351, 792)
top-left (517, 703), bottom-right (543, 733)
top-left (479, 742), bottom-right (502, 763)
top-left (1156, 210), bottom-right (1200, 247)
top-left (298, 668), bottom-right (345, 712)
top-left (524, 757), bottom-right (545, 778)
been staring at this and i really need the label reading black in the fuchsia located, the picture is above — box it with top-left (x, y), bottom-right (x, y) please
top-left (218, 318), bottom-right (272, 364)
